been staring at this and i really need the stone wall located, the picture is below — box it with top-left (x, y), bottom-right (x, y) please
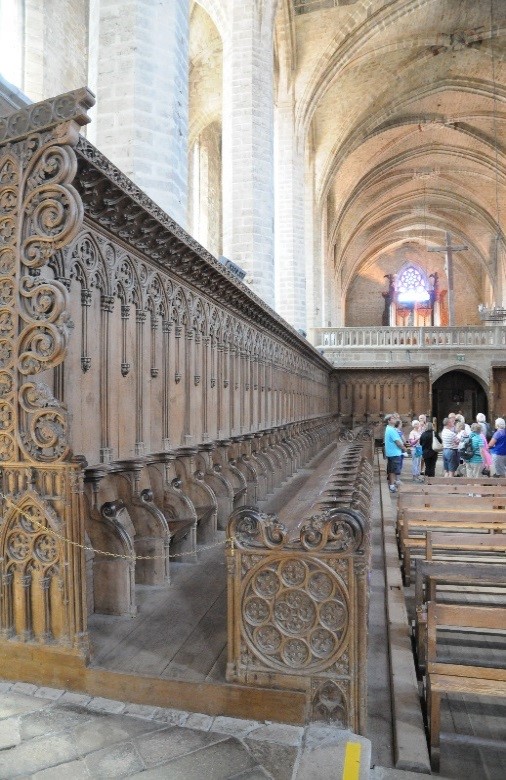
top-left (345, 244), bottom-right (482, 328)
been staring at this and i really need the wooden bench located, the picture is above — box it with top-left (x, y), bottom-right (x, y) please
top-left (413, 558), bottom-right (506, 672)
top-left (400, 514), bottom-right (506, 584)
top-left (426, 531), bottom-right (506, 563)
top-left (423, 477), bottom-right (506, 486)
top-left (396, 503), bottom-right (506, 557)
top-left (399, 482), bottom-right (506, 496)
top-left (399, 494), bottom-right (506, 510)
top-left (426, 601), bottom-right (506, 771)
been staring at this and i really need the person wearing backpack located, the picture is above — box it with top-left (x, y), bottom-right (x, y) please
top-left (464, 423), bottom-right (485, 477)
top-left (488, 418), bottom-right (506, 476)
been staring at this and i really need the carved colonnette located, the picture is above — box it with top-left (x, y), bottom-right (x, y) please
top-left (226, 437), bottom-right (373, 732)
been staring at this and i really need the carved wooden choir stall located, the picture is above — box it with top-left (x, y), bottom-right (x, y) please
top-left (0, 89), bottom-right (372, 727)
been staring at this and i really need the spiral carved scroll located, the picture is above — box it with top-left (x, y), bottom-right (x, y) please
top-left (228, 506), bottom-right (287, 549)
top-left (0, 116), bottom-right (84, 463)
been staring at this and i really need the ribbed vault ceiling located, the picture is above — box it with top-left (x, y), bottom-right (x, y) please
top-left (287, 0), bottom-right (506, 305)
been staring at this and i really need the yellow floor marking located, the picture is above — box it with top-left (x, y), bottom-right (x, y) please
top-left (342, 740), bottom-right (361, 780)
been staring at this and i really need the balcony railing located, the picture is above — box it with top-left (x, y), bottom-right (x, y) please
top-left (313, 326), bottom-right (506, 350)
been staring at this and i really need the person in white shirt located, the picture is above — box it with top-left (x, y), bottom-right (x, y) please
top-left (408, 420), bottom-right (423, 481)
top-left (440, 417), bottom-right (459, 476)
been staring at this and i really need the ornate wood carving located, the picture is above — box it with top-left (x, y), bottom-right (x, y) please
top-left (0, 89), bottom-right (94, 655)
top-left (227, 504), bottom-right (369, 733)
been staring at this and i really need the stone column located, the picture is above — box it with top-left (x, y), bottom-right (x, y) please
top-left (222, 1), bottom-right (276, 307)
top-left (22, 0), bottom-right (88, 102)
top-left (88, 0), bottom-right (189, 226)
top-left (275, 98), bottom-right (306, 330)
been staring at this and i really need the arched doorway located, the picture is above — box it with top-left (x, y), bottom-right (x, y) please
top-left (432, 370), bottom-right (488, 427)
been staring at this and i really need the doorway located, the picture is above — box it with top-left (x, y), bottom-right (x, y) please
top-left (431, 370), bottom-right (488, 428)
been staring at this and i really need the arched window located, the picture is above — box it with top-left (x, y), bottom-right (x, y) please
top-left (396, 265), bottom-right (430, 304)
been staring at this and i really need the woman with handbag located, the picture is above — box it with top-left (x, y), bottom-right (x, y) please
top-left (419, 421), bottom-right (442, 477)
top-left (408, 419), bottom-right (423, 481)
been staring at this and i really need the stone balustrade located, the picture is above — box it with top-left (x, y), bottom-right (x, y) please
top-left (312, 326), bottom-right (506, 350)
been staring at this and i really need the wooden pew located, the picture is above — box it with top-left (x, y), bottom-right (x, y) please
top-left (426, 531), bottom-right (506, 563)
top-left (400, 514), bottom-right (506, 584)
top-left (399, 482), bottom-right (506, 496)
top-left (399, 494), bottom-right (506, 510)
top-left (423, 477), bottom-right (506, 486)
top-left (413, 558), bottom-right (506, 672)
top-left (396, 503), bottom-right (506, 558)
top-left (426, 602), bottom-right (506, 771)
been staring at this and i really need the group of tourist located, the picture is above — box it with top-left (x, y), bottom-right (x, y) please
top-left (384, 411), bottom-right (506, 493)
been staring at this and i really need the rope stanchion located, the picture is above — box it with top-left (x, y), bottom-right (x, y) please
top-left (0, 493), bottom-right (229, 561)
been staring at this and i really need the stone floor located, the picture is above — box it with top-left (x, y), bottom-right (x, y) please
top-left (0, 681), bottom-right (385, 779)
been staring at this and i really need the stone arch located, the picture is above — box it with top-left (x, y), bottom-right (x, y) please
top-left (431, 367), bottom-right (489, 426)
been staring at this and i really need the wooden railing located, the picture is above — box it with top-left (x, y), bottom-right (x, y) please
top-left (313, 326), bottom-right (506, 349)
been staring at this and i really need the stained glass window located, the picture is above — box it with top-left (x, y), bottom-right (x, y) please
top-left (396, 266), bottom-right (430, 304)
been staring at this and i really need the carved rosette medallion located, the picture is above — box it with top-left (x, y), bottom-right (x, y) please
top-left (241, 557), bottom-right (349, 672)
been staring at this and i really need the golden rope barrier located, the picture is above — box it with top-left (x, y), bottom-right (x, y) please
top-left (0, 492), bottom-right (230, 561)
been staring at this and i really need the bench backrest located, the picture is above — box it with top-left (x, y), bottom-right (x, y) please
top-left (399, 494), bottom-right (506, 510)
top-left (400, 483), bottom-right (506, 496)
top-left (401, 507), bottom-right (506, 523)
top-left (427, 602), bottom-right (506, 663)
top-left (415, 559), bottom-right (506, 608)
top-left (424, 477), bottom-right (506, 486)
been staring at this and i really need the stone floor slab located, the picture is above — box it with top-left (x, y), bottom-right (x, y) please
top-left (0, 717), bottom-right (21, 750)
top-left (295, 728), bottom-right (371, 780)
top-left (132, 737), bottom-right (257, 780)
top-left (0, 692), bottom-right (49, 719)
top-left (86, 696), bottom-right (127, 714)
top-left (33, 687), bottom-right (65, 700)
top-left (244, 738), bottom-right (298, 780)
top-left (150, 707), bottom-right (189, 726)
top-left (185, 712), bottom-right (215, 731)
top-left (212, 716), bottom-right (262, 737)
top-left (135, 724), bottom-right (228, 768)
top-left (245, 722), bottom-right (304, 746)
top-left (11, 682), bottom-right (38, 696)
top-left (0, 732), bottom-right (80, 777)
top-left (83, 740), bottom-right (144, 777)
top-left (70, 711), bottom-right (164, 755)
top-left (31, 758), bottom-right (91, 779)
top-left (19, 704), bottom-right (93, 740)
top-left (58, 692), bottom-right (92, 707)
